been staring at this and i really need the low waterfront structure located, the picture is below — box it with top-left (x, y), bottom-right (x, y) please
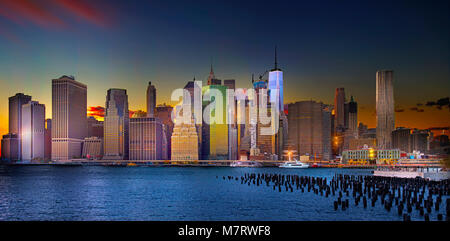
top-left (82, 137), bottom-right (103, 159)
top-left (341, 148), bottom-right (400, 165)
top-left (1, 133), bottom-right (19, 162)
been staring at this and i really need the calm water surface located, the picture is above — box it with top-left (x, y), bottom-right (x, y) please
top-left (0, 165), bottom-right (445, 221)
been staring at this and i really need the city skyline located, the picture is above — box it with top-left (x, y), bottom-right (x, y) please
top-left (1, 0), bottom-right (449, 136)
top-left (1, 0), bottom-right (450, 226)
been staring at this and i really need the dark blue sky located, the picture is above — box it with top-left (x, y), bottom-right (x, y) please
top-left (0, 0), bottom-right (449, 132)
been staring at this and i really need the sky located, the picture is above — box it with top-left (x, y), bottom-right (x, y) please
top-left (0, 0), bottom-right (449, 136)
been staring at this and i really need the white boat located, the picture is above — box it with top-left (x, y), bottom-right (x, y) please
top-left (279, 160), bottom-right (309, 168)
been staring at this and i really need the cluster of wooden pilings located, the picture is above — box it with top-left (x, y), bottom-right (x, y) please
top-left (218, 173), bottom-right (449, 221)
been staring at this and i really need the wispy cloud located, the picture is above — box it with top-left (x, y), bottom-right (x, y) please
top-left (52, 0), bottom-right (111, 28)
top-left (425, 97), bottom-right (450, 110)
top-left (0, 0), bottom-right (66, 29)
top-left (410, 107), bottom-right (425, 113)
top-left (87, 106), bottom-right (105, 119)
top-left (0, 24), bottom-right (24, 45)
top-left (0, 0), bottom-right (113, 44)
top-left (88, 106), bottom-right (144, 119)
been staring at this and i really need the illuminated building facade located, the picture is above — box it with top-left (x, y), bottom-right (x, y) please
top-left (51, 76), bottom-right (87, 160)
top-left (268, 48), bottom-right (283, 112)
top-left (342, 148), bottom-right (399, 165)
top-left (376, 70), bottom-right (395, 149)
top-left (376, 149), bottom-right (401, 164)
top-left (21, 101), bottom-right (45, 161)
top-left (201, 85), bottom-right (228, 160)
top-left (342, 149), bottom-right (376, 164)
top-left (104, 89), bottom-right (129, 160)
top-left (8, 93), bottom-right (32, 160)
top-left (171, 117), bottom-right (199, 160)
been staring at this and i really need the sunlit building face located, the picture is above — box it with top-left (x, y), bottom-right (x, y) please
top-left (201, 85), bottom-right (228, 160)
top-left (268, 70), bottom-right (283, 113)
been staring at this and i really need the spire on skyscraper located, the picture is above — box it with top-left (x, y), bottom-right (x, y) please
top-left (272, 46), bottom-right (280, 71)
top-left (275, 46), bottom-right (278, 69)
top-left (207, 58), bottom-right (216, 85)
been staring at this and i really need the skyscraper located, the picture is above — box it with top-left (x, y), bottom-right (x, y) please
top-left (376, 70), bottom-right (395, 149)
top-left (8, 93), bottom-right (32, 160)
top-left (207, 63), bottom-right (221, 85)
top-left (52, 76), bottom-right (87, 160)
top-left (146, 82), bottom-right (156, 117)
top-left (129, 117), bottom-right (163, 160)
top-left (104, 89), bottom-right (129, 160)
top-left (268, 47), bottom-right (284, 112)
top-left (201, 85), bottom-right (228, 160)
top-left (171, 117), bottom-right (199, 160)
top-left (21, 101), bottom-right (45, 161)
top-left (287, 101), bottom-right (332, 161)
top-left (347, 96), bottom-right (358, 136)
top-left (155, 104), bottom-right (175, 159)
top-left (334, 88), bottom-right (345, 129)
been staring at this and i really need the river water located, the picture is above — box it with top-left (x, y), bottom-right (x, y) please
top-left (0, 165), bottom-right (446, 221)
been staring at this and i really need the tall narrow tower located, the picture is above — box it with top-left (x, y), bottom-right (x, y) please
top-left (347, 96), bottom-right (358, 137)
top-left (104, 89), bottom-right (129, 160)
top-left (146, 82), bottom-right (156, 117)
top-left (376, 70), bottom-right (395, 149)
top-left (21, 101), bottom-right (45, 161)
top-left (334, 88), bottom-right (345, 129)
top-left (268, 46), bottom-right (284, 112)
top-left (207, 61), bottom-right (221, 85)
top-left (8, 93), bottom-right (31, 160)
top-left (207, 62), bottom-right (215, 85)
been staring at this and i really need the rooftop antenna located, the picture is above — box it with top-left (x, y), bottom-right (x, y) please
top-left (210, 57), bottom-right (214, 74)
top-left (274, 45), bottom-right (278, 70)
